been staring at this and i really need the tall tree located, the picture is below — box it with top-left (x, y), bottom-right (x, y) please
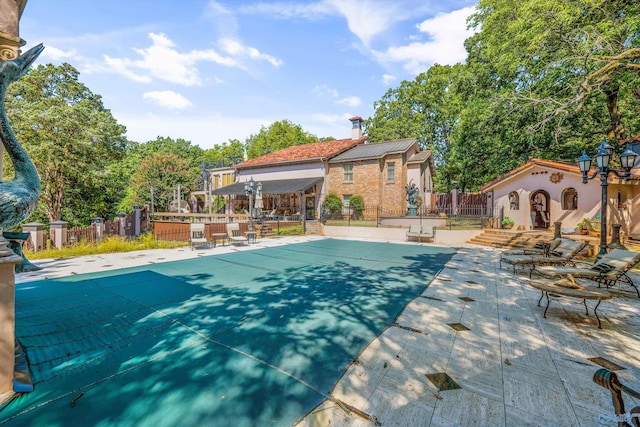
top-left (466, 0), bottom-right (640, 144)
top-left (127, 152), bottom-right (200, 213)
top-left (365, 64), bottom-right (466, 190)
top-left (6, 63), bottom-right (128, 225)
top-left (245, 119), bottom-right (319, 159)
top-left (203, 139), bottom-right (245, 167)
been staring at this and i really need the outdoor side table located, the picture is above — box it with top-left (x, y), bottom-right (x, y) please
top-left (530, 279), bottom-right (612, 328)
top-left (210, 233), bottom-right (227, 248)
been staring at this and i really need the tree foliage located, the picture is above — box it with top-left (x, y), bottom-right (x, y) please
top-left (366, 0), bottom-right (640, 191)
top-left (6, 63), bottom-right (128, 225)
top-left (204, 139), bottom-right (245, 167)
top-left (245, 119), bottom-right (320, 159)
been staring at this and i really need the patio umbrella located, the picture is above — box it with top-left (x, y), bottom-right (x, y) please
top-left (255, 189), bottom-right (264, 212)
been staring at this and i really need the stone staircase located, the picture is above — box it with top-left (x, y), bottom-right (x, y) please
top-left (468, 229), bottom-right (555, 249)
top-left (305, 220), bottom-right (323, 236)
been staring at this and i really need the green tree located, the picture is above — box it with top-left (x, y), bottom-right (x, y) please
top-left (6, 63), bottom-right (128, 225)
top-left (128, 152), bottom-right (200, 213)
top-left (245, 119), bottom-right (319, 159)
top-left (466, 0), bottom-right (640, 144)
top-left (204, 139), bottom-right (245, 167)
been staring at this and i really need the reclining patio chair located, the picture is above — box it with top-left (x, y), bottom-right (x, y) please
top-left (500, 238), bottom-right (587, 274)
top-left (531, 248), bottom-right (640, 297)
top-left (501, 238), bottom-right (562, 257)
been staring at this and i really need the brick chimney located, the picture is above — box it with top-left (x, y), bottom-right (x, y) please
top-left (349, 116), bottom-right (363, 140)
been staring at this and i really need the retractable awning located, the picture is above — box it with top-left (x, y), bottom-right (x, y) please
top-left (212, 177), bottom-right (323, 195)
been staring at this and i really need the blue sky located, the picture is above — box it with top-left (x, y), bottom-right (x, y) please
top-left (19, 0), bottom-right (477, 149)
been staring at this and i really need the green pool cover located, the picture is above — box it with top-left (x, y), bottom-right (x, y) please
top-left (1, 239), bottom-right (454, 426)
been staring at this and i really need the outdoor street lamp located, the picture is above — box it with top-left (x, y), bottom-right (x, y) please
top-left (243, 177), bottom-right (262, 235)
top-left (577, 138), bottom-right (637, 257)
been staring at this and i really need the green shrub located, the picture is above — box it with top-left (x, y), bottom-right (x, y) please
top-left (323, 192), bottom-right (343, 215)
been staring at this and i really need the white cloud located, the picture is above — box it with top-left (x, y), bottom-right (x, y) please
top-left (337, 96), bottom-right (361, 108)
top-left (101, 32), bottom-right (281, 86)
top-left (218, 38), bottom-right (283, 67)
top-left (237, 2), bottom-right (334, 19)
top-left (325, 0), bottom-right (398, 47)
top-left (374, 6), bottom-right (476, 74)
top-left (382, 74), bottom-right (396, 84)
top-left (143, 91), bottom-right (192, 110)
top-left (313, 84), bottom-right (340, 98)
top-left (41, 45), bottom-right (76, 61)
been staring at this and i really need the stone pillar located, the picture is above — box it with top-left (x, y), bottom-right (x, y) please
top-left (451, 186), bottom-right (459, 216)
top-left (0, 237), bottom-right (22, 394)
top-left (554, 221), bottom-right (562, 239)
top-left (21, 222), bottom-right (43, 252)
top-left (133, 205), bottom-right (141, 236)
top-left (49, 220), bottom-right (68, 249)
top-left (116, 213), bottom-right (126, 237)
top-left (91, 217), bottom-right (103, 241)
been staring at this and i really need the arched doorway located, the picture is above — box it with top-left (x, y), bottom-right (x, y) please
top-left (530, 190), bottom-right (550, 229)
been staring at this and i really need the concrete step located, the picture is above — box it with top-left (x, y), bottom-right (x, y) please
top-left (468, 229), bottom-right (554, 249)
top-left (305, 221), bottom-right (323, 236)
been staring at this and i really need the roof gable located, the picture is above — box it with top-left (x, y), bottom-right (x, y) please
top-left (236, 137), bottom-right (367, 169)
top-left (480, 159), bottom-right (583, 191)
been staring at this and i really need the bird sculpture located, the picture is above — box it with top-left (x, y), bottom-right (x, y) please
top-left (0, 43), bottom-right (43, 233)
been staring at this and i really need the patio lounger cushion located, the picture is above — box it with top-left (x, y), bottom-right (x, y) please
top-left (500, 238), bottom-right (587, 273)
top-left (502, 239), bottom-right (561, 256)
top-left (532, 249), bottom-right (640, 297)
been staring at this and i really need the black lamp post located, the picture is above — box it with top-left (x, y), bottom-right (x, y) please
top-left (577, 139), bottom-right (637, 257)
top-left (243, 177), bottom-right (262, 235)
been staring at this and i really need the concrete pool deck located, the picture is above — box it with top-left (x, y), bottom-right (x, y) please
top-left (14, 236), bottom-right (640, 426)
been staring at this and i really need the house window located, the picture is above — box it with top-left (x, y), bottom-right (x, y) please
top-left (508, 191), bottom-right (519, 210)
top-left (561, 188), bottom-right (577, 210)
top-left (343, 164), bottom-right (353, 183)
top-left (386, 162), bottom-right (395, 182)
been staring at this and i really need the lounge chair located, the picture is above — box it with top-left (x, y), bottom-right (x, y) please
top-left (226, 223), bottom-right (248, 245)
top-left (501, 238), bottom-right (562, 257)
top-left (406, 225), bottom-right (421, 241)
top-left (500, 238), bottom-right (587, 274)
top-left (190, 223), bottom-right (209, 250)
top-left (531, 248), bottom-right (640, 297)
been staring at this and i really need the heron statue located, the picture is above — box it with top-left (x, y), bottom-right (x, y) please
top-left (0, 43), bottom-right (43, 234)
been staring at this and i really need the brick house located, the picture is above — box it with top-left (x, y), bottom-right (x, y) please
top-left (327, 138), bottom-right (434, 215)
top-left (212, 117), bottom-right (367, 219)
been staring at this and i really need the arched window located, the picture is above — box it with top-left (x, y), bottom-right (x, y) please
top-left (561, 188), bottom-right (577, 210)
top-left (508, 191), bottom-right (519, 210)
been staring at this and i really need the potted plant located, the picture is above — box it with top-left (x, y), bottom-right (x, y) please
top-left (576, 218), bottom-right (588, 235)
top-left (501, 216), bottom-right (515, 229)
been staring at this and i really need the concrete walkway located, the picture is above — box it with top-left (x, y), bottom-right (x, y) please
top-left (299, 243), bottom-right (640, 427)
top-left (15, 237), bottom-right (640, 426)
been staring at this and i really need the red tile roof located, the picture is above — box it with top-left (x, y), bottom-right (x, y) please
top-left (481, 158), bottom-right (640, 191)
top-left (235, 137), bottom-right (368, 169)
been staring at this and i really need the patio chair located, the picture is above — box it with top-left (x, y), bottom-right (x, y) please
top-left (226, 223), bottom-right (248, 245)
top-left (501, 238), bottom-right (562, 257)
top-left (531, 248), bottom-right (640, 297)
top-left (406, 225), bottom-right (421, 241)
top-left (190, 223), bottom-right (209, 250)
top-left (500, 238), bottom-right (587, 274)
